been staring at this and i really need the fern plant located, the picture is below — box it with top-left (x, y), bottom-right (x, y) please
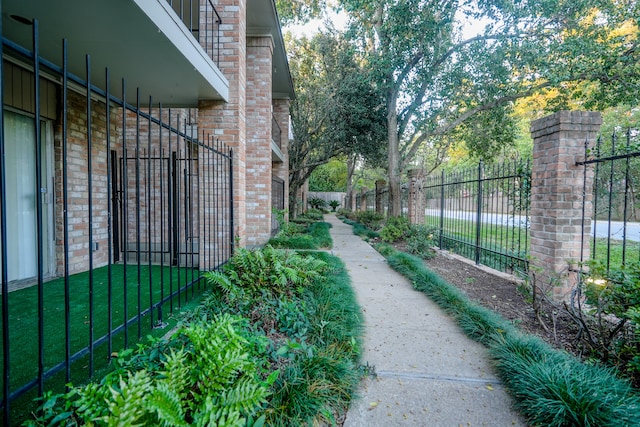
top-left (26, 314), bottom-right (275, 427)
top-left (205, 246), bottom-right (328, 299)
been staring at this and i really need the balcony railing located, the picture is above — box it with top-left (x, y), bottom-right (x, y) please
top-left (272, 114), bottom-right (282, 150)
top-left (166, 0), bottom-right (222, 65)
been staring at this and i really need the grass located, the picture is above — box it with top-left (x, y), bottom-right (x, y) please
top-left (267, 251), bottom-right (363, 425)
top-left (375, 241), bottom-right (640, 427)
top-left (268, 221), bottom-right (333, 249)
top-left (4, 264), bottom-right (203, 424)
top-left (427, 214), bottom-right (637, 273)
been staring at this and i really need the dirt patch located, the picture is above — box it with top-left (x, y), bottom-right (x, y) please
top-left (422, 250), bottom-right (582, 356)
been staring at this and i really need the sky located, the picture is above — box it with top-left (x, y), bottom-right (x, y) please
top-left (284, 6), bottom-right (489, 39)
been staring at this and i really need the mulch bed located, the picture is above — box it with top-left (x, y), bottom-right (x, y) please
top-left (421, 250), bottom-right (583, 357)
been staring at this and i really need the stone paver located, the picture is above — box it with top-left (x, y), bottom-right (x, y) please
top-left (324, 214), bottom-right (527, 427)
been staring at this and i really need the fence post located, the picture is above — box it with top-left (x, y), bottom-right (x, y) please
top-left (360, 187), bottom-right (368, 211)
top-left (475, 161), bottom-right (484, 265)
top-left (407, 169), bottom-right (425, 225)
top-left (439, 170), bottom-right (445, 249)
top-left (529, 111), bottom-right (602, 300)
top-left (375, 180), bottom-right (386, 215)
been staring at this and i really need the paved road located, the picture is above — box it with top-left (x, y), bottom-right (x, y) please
top-left (325, 215), bottom-right (527, 426)
top-left (426, 208), bottom-right (640, 242)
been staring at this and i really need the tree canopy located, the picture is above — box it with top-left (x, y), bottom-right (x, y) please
top-left (286, 30), bottom-right (387, 214)
top-left (335, 0), bottom-right (640, 215)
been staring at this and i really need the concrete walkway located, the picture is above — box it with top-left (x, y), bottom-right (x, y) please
top-left (324, 215), bottom-right (527, 427)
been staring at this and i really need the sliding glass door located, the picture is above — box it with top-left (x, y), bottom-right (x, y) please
top-left (2, 109), bottom-right (54, 283)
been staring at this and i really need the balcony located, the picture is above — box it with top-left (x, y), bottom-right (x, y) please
top-left (272, 114), bottom-right (285, 162)
top-left (1, 0), bottom-right (229, 105)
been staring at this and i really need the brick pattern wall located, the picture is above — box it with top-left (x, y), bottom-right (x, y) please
top-left (245, 36), bottom-right (274, 246)
top-left (54, 90), bottom-right (116, 274)
top-left (198, 0), bottom-right (248, 246)
top-left (529, 111), bottom-right (602, 298)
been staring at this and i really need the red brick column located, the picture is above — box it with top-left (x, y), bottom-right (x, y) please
top-left (529, 111), bottom-right (601, 299)
top-left (245, 35), bottom-right (274, 247)
top-left (407, 169), bottom-right (425, 225)
top-left (360, 187), bottom-right (368, 211)
top-left (198, 0), bottom-right (247, 246)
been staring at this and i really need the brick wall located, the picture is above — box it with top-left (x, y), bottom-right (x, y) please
top-left (529, 111), bottom-right (602, 298)
top-left (198, 0), bottom-right (248, 246)
top-left (54, 90), bottom-right (116, 274)
top-left (245, 35), bottom-right (274, 246)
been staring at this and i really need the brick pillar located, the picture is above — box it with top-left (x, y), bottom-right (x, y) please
top-left (408, 169), bottom-right (425, 225)
top-left (245, 35), bottom-right (274, 247)
top-left (530, 111), bottom-right (601, 299)
top-left (198, 0), bottom-right (247, 247)
top-left (375, 180), bottom-right (386, 215)
top-left (360, 188), bottom-right (368, 211)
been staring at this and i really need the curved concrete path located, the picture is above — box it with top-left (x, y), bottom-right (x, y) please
top-left (324, 215), bottom-right (527, 427)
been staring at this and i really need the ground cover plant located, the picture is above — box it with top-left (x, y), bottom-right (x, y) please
top-left (269, 210), bottom-right (332, 249)
top-left (25, 243), bottom-right (364, 426)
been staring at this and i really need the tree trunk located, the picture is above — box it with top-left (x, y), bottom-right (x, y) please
top-left (387, 96), bottom-right (401, 217)
top-left (346, 153), bottom-right (356, 211)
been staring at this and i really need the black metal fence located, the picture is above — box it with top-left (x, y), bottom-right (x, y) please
top-left (355, 161), bottom-right (530, 275)
top-left (424, 160), bottom-right (531, 275)
top-left (578, 129), bottom-right (640, 272)
top-left (354, 185), bottom-right (408, 215)
top-left (167, 0), bottom-right (222, 65)
top-left (1, 20), bottom-right (233, 425)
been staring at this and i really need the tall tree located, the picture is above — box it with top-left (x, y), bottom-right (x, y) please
top-left (340, 0), bottom-right (640, 216)
top-left (287, 32), bottom-right (386, 215)
top-left (275, 0), bottom-right (325, 25)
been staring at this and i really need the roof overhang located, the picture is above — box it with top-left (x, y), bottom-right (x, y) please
top-left (1, 0), bottom-right (229, 106)
top-left (247, 0), bottom-right (295, 100)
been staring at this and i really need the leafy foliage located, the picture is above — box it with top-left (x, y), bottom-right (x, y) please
top-left (339, 0), bottom-right (640, 215)
top-left (308, 197), bottom-right (327, 210)
top-left (287, 31), bottom-right (387, 216)
top-left (405, 225), bottom-right (437, 260)
top-left (328, 200), bottom-right (341, 211)
top-left (380, 216), bottom-right (410, 243)
top-left (26, 315), bottom-right (273, 426)
top-left (205, 245), bottom-right (328, 301)
top-left (581, 261), bottom-right (640, 382)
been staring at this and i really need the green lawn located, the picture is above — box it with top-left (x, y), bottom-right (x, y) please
top-left (426, 214), bottom-right (638, 273)
top-left (2, 264), bottom-right (202, 396)
top-left (426, 214), bottom-right (529, 273)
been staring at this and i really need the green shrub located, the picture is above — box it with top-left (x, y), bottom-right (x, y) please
top-left (299, 209), bottom-right (325, 221)
top-left (26, 314), bottom-right (275, 427)
top-left (405, 225), bottom-right (437, 259)
top-left (269, 221), bottom-right (332, 250)
top-left (308, 197), bottom-right (327, 210)
top-left (380, 216), bottom-right (410, 243)
top-left (204, 245), bottom-right (328, 300)
top-left (352, 223), bottom-right (379, 240)
top-left (583, 261), bottom-right (640, 382)
top-left (492, 334), bottom-right (640, 427)
top-left (328, 200), bottom-right (340, 212)
top-left (354, 211), bottom-right (384, 230)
